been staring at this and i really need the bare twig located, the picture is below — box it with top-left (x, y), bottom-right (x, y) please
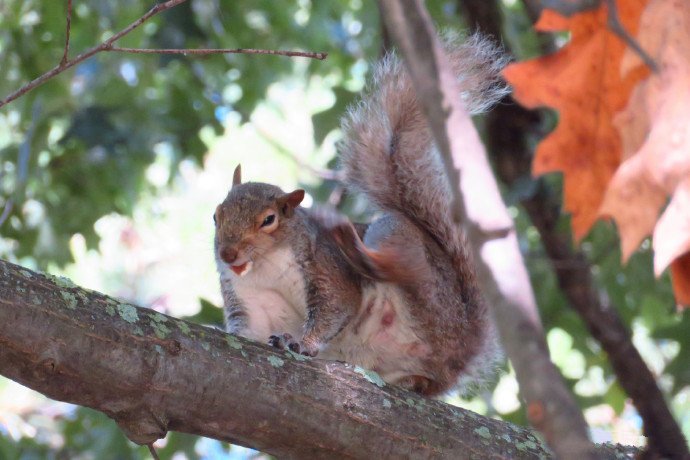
top-left (60, 0), bottom-right (73, 66)
top-left (0, 0), bottom-right (186, 108)
top-left (604, 0), bottom-right (658, 72)
top-left (106, 47), bottom-right (327, 60)
top-left (377, 0), bottom-right (597, 458)
top-left (0, 99), bottom-right (40, 227)
top-left (0, 0), bottom-right (326, 109)
top-left (539, 0), bottom-right (657, 71)
top-left (255, 127), bottom-right (343, 181)
top-left (541, 0), bottom-right (600, 16)
top-left (147, 443), bottom-right (160, 460)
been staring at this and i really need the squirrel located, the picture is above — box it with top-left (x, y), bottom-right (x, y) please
top-left (214, 34), bottom-right (508, 396)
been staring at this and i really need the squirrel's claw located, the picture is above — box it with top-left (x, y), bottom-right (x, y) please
top-left (268, 333), bottom-right (317, 357)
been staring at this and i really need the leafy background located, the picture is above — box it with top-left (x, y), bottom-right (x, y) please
top-left (0, 0), bottom-right (688, 458)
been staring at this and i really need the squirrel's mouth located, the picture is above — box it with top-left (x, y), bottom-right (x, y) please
top-left (230, 261), bottom-right (253, 276)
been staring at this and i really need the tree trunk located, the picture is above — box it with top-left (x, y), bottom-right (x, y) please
top-left (0, 260), bottom-right (635, 459)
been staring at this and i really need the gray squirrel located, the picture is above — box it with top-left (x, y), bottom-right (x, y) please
top-left (214, 34), bottom-right (508, 395)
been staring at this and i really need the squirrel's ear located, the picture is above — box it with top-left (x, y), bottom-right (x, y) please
top-left (278, 189), bottom-right (305, 217)
top-left (232, 164), bottom-right (242, 188)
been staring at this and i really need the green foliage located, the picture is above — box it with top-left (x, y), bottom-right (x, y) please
top-left (0, 0), bottom-right (379, 266)
top-left (0, 0), bottom-right (687, 457)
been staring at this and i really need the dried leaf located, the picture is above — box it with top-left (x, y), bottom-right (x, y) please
top-left (601, 0), bottom-right (690, 305)
top-left (503, 1), bottom-right (649, 240)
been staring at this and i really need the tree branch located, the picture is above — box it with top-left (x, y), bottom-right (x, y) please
top-left (60, 0), bottom-right (72, 66)
top-left (0, 0), bottom-right (326, 109)
top-left (0, 261), bottom-right (640, 458)
top-left (105, 47), bottom-right (326, 60)
top-left (376, 1), bottom-right (597, 458)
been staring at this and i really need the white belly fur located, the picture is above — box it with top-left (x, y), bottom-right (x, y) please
top-left (321, 283), bottom-right (430, 382)
top-left (227, 245), bottom-right (307, 342)
top-left (226, 251), bottom-right (429, 382)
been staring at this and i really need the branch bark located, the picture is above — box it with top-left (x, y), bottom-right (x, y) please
top-left (0, 261), bottom-right (640, 459)
top-left (377, 1), bottom-right (596, 458)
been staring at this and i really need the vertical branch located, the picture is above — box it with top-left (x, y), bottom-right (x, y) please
top-left (60, 0), bottom-right (73, 66)
top-left (377, 0), bottom-right (597, 458)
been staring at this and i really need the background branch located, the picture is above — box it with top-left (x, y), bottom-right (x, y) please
top-left (0, 0), bottom-right (325, 109)
top-left (377, 0), bottom-right (597, 458)
top-left (0, 260), bottom-right (637, 458)
top-left (60, 0), bottom-right (72, 66)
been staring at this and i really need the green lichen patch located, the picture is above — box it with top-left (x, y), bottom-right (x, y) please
top-left (132, 325), bottom-right (144, 336)
top-left (154, 344), bottom-right (165, 355)
top-left (201, 341), bottom-right (211, 352)
top-left (286, 350), bottom-right (308, 361)
top-left (151, 312), bottom-right (168, 323)
top-left (30, 295), bottom-right (42, 305)
top-left (267, 355), bottom-right (285, 367)
top-left (382, 398), bottom-right (392, 409)
top-left (105, 304), bottom-right (116, 316)
top-left (224, 335), bottom-right (243, 350)
top-left (515, 440), bottom-right (538, 451)
top-left (474, 426), bottom-right (491, 440)
top-left (117, 303), bottom-right (139, 323)
top-left (240, 350), bottom-right (248, 358)
top-left (150, 319), bottom-right (171, 339)
top-left (60, 291), bottom-right (79, 310)
top-left (177, 321), bottom-right (191, 335)
top-left (353, 366), bottom-right (386, 387)
top-left (51, 274), bottom-right (77, 289)
top-left (20, 269), bottom-right (33, 279)
top-left (405, 398), bottom-right (415, 407)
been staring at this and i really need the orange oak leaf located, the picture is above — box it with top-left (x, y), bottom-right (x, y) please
top-left (503, 1), bottom-right (649, 240)
top-left (600, 0), bottom-right (690, 307)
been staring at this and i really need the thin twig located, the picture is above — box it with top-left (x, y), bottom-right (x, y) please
top-left (255, 127), bottom-right (343, 181)
top-left (107, 47), bottom-right (327, 60)
top-left (0, 0), bottom-right (187, 109)
top-left (604, 0), bottom-right (658, 72)
top-left (0, 0), bottom-right (326, 109)
top-left (0, 99), bottom-right (40, 228)
top-left (0, 199), bottom-right (13, 228)
top-left (60, 0), bottom-right (73, 66)
top-left (147, 443), bottom-right (160, 460)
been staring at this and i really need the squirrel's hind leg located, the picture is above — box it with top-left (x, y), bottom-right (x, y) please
top-left (324, 211), bottom-right (431, 285)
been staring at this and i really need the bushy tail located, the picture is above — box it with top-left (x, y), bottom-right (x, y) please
top-left (339, 33), bottom-right (508, 390)
top-left (340, 33), bottom-right (507, 272)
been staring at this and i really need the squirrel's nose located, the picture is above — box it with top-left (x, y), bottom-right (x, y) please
top-left (220, 247), bottom-right (239, 264)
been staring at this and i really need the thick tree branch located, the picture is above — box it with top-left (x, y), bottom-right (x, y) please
top-left (0, 0), bottom-right (326, 109)
top-left (0, 261), bottom-right (640, 458)
top-left (377, 1), bottom-right (596, 458)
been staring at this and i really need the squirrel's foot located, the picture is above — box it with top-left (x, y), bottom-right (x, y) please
top-left (395, 375), bottom-right (434, 394)
top-left (268, 333), bottom-right (318, 357)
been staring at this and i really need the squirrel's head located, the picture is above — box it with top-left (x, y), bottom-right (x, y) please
top-left (214, 164), bottom-right (305, 276)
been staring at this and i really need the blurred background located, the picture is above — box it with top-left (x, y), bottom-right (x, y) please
top-left (0, 0), bottom-right (688, 458)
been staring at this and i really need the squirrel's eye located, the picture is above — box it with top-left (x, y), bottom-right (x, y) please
top-left (261, 214), bottom-right (275, 227)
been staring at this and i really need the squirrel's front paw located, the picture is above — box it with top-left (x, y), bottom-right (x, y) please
top-left (268, 333), bottom-right (318, 357)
